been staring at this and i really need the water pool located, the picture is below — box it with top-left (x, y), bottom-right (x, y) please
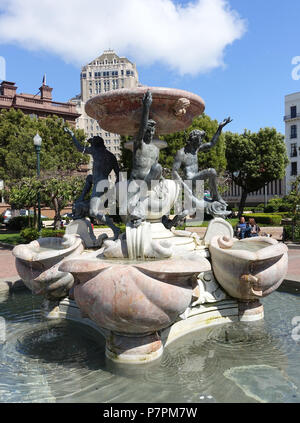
top-left (0, 288), bottom-right (299, 403)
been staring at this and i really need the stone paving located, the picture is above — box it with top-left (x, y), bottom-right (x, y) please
top-left (0, 227), bottom-right (299, 293)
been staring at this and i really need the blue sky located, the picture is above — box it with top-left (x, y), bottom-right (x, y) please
top-left (0, 0), bottom-right (299, 135)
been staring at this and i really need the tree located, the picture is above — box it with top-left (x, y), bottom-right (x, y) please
top-left (2, 176), bottom-right (41, 227)
top-left (41, 174), bottom-right (86, 229)
top-left (3, 174), bottom-right (86, 229)
top-left (225, 128), bottom-right (288, 216)
top-left (286, 175), bottom-right (300, 216)
top-left (0, 108), bottom-right (88, 183)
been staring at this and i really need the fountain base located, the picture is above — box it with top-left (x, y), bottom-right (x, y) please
top-left (57, 297), bottom-right (264, 364)
top-left (106, 332), bottom-right (164, 364)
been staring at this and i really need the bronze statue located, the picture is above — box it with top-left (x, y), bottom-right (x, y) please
top-left (172, 117), bottom-right (232, 206)
top-left (128, 90), bottom-right (164, 226)
top-left (64, 127), bottom-right (121, 239)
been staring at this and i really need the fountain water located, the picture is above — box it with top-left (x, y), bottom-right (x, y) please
top-left (9, 86), bottom-right (291, 376)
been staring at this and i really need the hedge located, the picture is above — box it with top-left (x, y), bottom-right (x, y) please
top-left (8, 216), bottom-right (34, 231)
top-left (20, 227), bottom-right (65, 243)
top-left (242, 213), bottom-right (282, 225)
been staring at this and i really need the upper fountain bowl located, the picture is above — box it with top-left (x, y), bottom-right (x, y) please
top-left (85, 86), bottom-right (205, 135)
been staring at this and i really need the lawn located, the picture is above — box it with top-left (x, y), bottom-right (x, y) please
top-left (0, 232), bottom-right (22, 245)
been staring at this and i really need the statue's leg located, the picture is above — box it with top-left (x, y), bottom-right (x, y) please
top-left (89, 195), bottom-right (120, 240)
top-left (193, 169), bottom-right (227, 206)
top-left (99, 215), bottom-right (121, 240)
top-left (78, 174), bottom-right (93, 202)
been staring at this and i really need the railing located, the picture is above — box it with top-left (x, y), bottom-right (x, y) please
top-left (0, 96), bottom-right (13, 103)
top-left (284, 113), bottom-right (300, 120)
top-left (14, 96), bottom-right (78, 114)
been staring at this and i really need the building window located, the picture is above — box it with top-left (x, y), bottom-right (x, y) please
top-left (291, 143), bottom-right (298, 157)
top-left (291, 125), bottom-right (297, 139)
top-left (291, 162), bottom-right (298, 176)
top-left (291, 106), bottom-right (297, 118)
top-left (82, 73), bottom-right (86, 78)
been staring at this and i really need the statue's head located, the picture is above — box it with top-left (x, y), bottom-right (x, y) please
top-left (89, 136), bottom-right (105, 148)
top-left (144, 119), bottom-right (156, 143)
top-left (188, 129), bottom-right (206, 147)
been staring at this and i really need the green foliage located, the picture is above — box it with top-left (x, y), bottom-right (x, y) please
top-left (40, 228), bottom-right (65, 238)
top-left (242, 213), bottom-right (282, 225)
top-left (41, 174), bottom-right (85, 229)
top-left (4, 176), bottom-right (41, 211)
top-left (0, 108), bottom-right (88, 183)
top-left (8, 216), bottom-right (34, 230)
top-left (4, 173), bottom-right (85, 230)
top-left (0, 233), bottom-right (22, 245)
top-left (20, 227), bottom-right (65, 243)
top-left (264, 196), bottom-right (285, 213)
top-left (20, 227), bottom-right (39, 243)
top-left (286, 175), bottom-right (300, 216)
top-left (225, 127), bottom-right (288, 215)
top-left (283, 224), bottom-right (300, 242)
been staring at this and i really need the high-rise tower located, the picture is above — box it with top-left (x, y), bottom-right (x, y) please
top-left (70, 50), bottom-right (140, 161)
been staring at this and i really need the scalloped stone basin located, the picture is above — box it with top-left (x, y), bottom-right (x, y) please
top-left (12, 235), bottom-right (84, 301)
top-left (59, 256), bottom-right (210, 362)
top-left (85, 86), bottom-right (205, 135)
top-left (209, 236), bottom-right (288, 301)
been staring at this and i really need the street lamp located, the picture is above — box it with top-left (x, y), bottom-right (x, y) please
top-left (33, 133), bottom-right (42, 232)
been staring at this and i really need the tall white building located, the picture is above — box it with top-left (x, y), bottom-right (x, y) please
top-left (70, 50), bottom-right (140, 161)
top-left (284, 92), bottom-right (300, 193)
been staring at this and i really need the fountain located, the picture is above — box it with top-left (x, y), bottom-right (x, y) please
top-left (11, 86), bottom-right (289, 369)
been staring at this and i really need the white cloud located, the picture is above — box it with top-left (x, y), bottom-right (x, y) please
top-left (0, 0), bottom-right (246, 75)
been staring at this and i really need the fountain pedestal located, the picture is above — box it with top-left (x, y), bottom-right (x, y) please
top-left (106, 332), bottom-right (164, 364)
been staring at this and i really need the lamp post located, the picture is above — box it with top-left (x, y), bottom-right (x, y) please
top-left (33, 133), bottom-right (42, 232)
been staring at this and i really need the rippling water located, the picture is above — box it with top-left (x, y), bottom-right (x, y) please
top-left (0, 289), bottom-right (300, 403)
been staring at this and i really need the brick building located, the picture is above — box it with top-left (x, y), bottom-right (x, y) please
top-left (0, 80), bottom-right (80, 125)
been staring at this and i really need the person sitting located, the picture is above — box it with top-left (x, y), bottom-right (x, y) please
top-left (249, 218), bottom-right (260, 237)
top-left (235, 216), bottom-right (251, 239)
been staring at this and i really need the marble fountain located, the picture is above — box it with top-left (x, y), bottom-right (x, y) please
top-left (3, 86), bottom-right (296, 404)
top-left (10, 87), bottom-right (289, 369)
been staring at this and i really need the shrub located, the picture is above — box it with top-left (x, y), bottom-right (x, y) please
top-left (0, 215), bottom-right (3, 224)
top-left (283, 224), bottom-right (300, 242)
top-left (20, 227), bottom-right (66, 243)
top-left (242, 213), bottom-right (282, 226)
top-left (278, 203), bottom-right (293, 213)
top-left (20, 227), bottom-right (39, 243)
top-left (8, 216), bottom-right (34, 231)
top-left (41, 228), bottom-right (65, 238)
